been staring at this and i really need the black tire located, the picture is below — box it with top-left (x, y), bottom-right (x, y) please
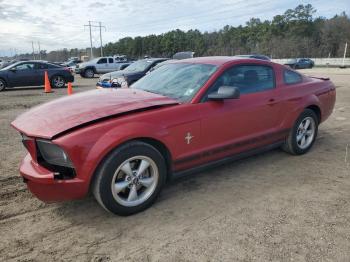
top-left (0, 78), bottom-right (6, 91)
top-left (282, 109), bottom-right (318, 155)
top-left (50, 75), bottom-right (65, 88)
top-left (84, 68), bottom-right (94, 78)
top-left (92, 141), bottom-right (167, 216)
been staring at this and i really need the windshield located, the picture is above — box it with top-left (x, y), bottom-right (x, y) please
top-left (132, 63), bottom-right (218, 102)
top-left (124, 60), bottom-right (155, 72)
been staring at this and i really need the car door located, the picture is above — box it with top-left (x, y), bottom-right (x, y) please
top-left (33, 62), bottom-right (48, 86)
top-left (196, 64), bottom-right (284, 164)
top-left (95, 58), bottom-right (108, 73)
top-left (7, 62), bottom-right (36, 87)
top-left (107, 58), bottom-right (115, 72)
top-left (300, 59), bottom-right (311, 69)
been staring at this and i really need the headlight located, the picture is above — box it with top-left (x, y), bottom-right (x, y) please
top-left (36, 140), bottom-right (73, 168)
top-left (111, 76), bottom-right (128, 87)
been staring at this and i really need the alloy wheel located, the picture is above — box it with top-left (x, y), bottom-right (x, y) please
top-left (111, 156), bottom-right (159, 207)
top-left (53, 76), bottom-right (65, 88)
top-left (0, 80), bottom-right (5, 91)
top-left (296, 116), bottom-right (315, 149)
top-left (85, 69), bottom-right (94, 78)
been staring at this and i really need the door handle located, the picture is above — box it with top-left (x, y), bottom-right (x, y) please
top-left (267, 98), bottom-right (277, 106)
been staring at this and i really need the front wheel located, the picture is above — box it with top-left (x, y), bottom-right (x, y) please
top-left (0, 79), bottom-right (6, 91)
top-left (282, 109), bottom-right (318, 155)
top-left (84, 69), bottom-right (94, 78)
top-left (92, 141), bottom-right (167, 216)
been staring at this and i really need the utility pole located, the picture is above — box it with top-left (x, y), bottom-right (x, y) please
top-left (84, 21), bottom-right (94, 59)
top-left (38, 41), bottom-right (41, 60)
top-left (84, 21), bottom-right (106, 59)
top-left (99, 22), bottom-right (104, 57)
top-left (342, 42), bottom-right (348, 68)
top-left (31, 41), bottom-right (36, 60)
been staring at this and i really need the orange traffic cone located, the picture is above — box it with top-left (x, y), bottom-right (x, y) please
top-left (44, 71), bottom-right (52, 93)
top-left (67, 82), bottom-right (73, 95)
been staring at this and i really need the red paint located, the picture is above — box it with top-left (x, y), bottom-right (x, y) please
top-left (12, 58), bottom-right (336, 202)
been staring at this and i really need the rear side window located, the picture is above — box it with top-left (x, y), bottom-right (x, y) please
top-left (36, 63), bottom-right (48, 69)
top-left (209, 65), bottom-right (275, 95)
top-left (97, 58), bottom-right (107, 64)
top-left (108, 58), bottom-right (113, 63)
top-left (284, 70), bottom-right (302, 84)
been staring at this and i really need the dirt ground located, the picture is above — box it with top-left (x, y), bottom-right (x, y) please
top-left (0, 69), bottom-right (350, 262)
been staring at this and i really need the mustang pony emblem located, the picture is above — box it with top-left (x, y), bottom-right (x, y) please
top-left (185, 132), bottom-right (194, 144)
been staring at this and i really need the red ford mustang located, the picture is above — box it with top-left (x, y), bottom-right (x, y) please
top-left (12, 57), bottom-right (336, 215)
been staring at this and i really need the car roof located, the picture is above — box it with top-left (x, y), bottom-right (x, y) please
top-left (172, 56), bottom-right (272, 66)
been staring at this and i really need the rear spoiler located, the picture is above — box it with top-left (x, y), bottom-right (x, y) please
top-left (310, 76), bottom-right (330, 81)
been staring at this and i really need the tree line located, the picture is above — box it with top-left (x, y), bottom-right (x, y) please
top-left (12, 4), bottom-right (350, 61)
top-left (103, 4), bottom-right (350, 59)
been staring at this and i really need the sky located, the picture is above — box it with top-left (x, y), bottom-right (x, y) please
top-left (0, 0), bottom-right (349, 56)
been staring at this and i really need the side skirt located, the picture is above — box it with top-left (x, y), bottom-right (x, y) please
top-left (171, 141), bottom-right (284, 180)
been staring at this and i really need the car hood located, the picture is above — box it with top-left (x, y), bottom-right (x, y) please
top-left (11, 88), bottom-right (179, 139)
top-left (102, 70), bottom-right (141, 80)
top-left (78, 61), bottom-right (92, 68)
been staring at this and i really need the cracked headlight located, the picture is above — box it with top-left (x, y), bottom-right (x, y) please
top-left (36, 140), bottom-right (74, 168)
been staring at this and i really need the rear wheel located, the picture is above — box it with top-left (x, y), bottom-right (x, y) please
top-left (282, 109), bottom-right (318, 155)
top-left (0, 79), bottom-right (6, 91)
top-left (93, 141), bottom-right (166, 216)
top-left (51, 75), bottom-right (65, 88)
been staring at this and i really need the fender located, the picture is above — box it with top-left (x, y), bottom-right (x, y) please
top-left (0, 77), bottom-right (8, 87)
top-left (280, 93), bottom-right (321, 130)
top-left (55, 120), bottom-right (172, 188)
top-left (82, 66), bottom-right (96, 74)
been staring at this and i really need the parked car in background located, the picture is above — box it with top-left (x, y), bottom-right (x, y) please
top-left (172, 51), bottom-right (195, 60)
top-left (0, 61), bottom-right (74, 91)
top-left (61, 60), bottom-right (83, 73)
top-left (76, 56), bottom-right (133, 78)
top-left (12, 57), bottom-right (336, 215)
top-left (148, 51), bottom-right (195, 72)
top-left (285, 58), bottom-right (314, 69)
top-left (96, 58), bottom-right (168, 88)
top-left (235, 54), bottom-right (271, 61)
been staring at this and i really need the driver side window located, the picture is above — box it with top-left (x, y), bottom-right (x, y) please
top-left (97, 58), bottom-right (107, 64)
top-left (205, 65), bottom-right (275, 100)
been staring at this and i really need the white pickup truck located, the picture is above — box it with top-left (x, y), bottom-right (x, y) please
top-left (75, 56), bottom-right (132, 78)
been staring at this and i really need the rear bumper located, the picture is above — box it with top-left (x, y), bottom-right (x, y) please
top-left (20, 154), bottom-right (88, 202)
top-left (66, 75), bottom-right (74, 83)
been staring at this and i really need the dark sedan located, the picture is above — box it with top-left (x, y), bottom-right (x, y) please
top-left (0, 61), bottom-right (74, 91)
top-left (284, 58), bottom-right (314, 69)
top-left (96, 58), bottom-right (168, 88)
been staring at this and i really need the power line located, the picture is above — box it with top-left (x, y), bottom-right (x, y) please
top-left (84, 21), bottom-right (106, 58)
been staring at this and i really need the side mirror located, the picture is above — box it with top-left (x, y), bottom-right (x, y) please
top-left (208, 86), bottom-right (240, 100)
top-left (9, 67), bottom-right (16, 72)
